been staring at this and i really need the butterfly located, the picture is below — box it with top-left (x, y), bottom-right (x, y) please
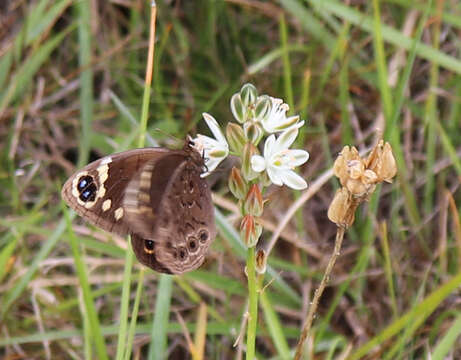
top-left (61, 141), bottom-right (216, 274)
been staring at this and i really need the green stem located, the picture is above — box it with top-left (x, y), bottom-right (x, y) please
top-left (75, 0), bottom-right (93, 167)
top-left (246, 246), bottom-right (258, 360)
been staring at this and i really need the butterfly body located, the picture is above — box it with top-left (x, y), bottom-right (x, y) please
top-left (61, 143), bottom-right (216, 274)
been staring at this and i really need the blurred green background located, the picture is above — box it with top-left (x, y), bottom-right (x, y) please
top-left (1, 0), bottom-right (461, 359)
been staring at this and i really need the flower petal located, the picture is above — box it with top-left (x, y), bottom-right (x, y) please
top-left (202, 113), bottom-right (228, 146)
top-left (192, 135), bottom-right (221, 157)
top-left (263, 134), bottom-right (276, 158)
top-left (251, 155), bottom-right (266, 172)
top-left (275, 127), bottom-right (298, 152)
top-left (267, 166), bottom-right (283, 186)
top-left (200, 156), bottom-right (221, 177)
top-left (287, 149), bottom-right (310, 167)
top-left (270, 115), bottom-right (300, 132)
top-left (280, 169), bottom-right (308, 190)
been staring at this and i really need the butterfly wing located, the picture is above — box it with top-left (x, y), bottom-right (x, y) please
top-left (129, 150), bottom-right (216, 274)
top-left (61, 148), bottom-right (169, 236)
top-left (122, 151), bottom-right (187, 239)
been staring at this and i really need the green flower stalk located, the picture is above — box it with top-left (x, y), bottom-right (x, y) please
top-left (191, 83), bottom-right (309, 359)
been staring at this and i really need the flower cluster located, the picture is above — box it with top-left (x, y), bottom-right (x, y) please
top-left (191, 83), bottom-right (309, 248)
top-left (328, 140), bottom-right (397, 228)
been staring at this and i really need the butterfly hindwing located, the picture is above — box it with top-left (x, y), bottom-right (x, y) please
top-left (130, 150), bottom-right (216, 274)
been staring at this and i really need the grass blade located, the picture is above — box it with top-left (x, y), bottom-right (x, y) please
top-left (75, 0), bottom-right (93, 167)
top-left (372, 0), bottom-right (393, 122)
top-left (124, 268), bottom-right (145, 360)
top-left (148, 275), bottom-right (173, 359)
top-left (1, 217), bottom-right (70, 319)
top-left (115, 239), bottom-right (135, 360)
top-left (431, 314), bottom-right (461, 360)
top-left (65, 209), bottom-right (108, 360)
top-left (348, 271), bottom-right (461, 360)
top-left (260, 290), bottom-right (291, 359)
top-left (308, 0), bottom-right (461, 75)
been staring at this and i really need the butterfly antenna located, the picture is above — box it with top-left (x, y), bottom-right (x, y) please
top-left (203, 163), bottom-right (209, 173)
top-left (152, 128), bottom-right (183, 144)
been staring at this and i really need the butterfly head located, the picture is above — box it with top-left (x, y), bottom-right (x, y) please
top-left (184, 136), bottom-right (208, 174)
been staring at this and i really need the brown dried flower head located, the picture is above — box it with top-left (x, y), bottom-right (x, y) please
top-left (333, 141), bottom-right (396, 199)
top-left (327, 187), bottom-right (358, 228)
top-left (328, 140), bottom-right (397, 228)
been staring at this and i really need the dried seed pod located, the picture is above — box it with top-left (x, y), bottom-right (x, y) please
top-left (328, 187), bottom-right (357, 228)
top-left (329, 139), bottom-right (397, 228)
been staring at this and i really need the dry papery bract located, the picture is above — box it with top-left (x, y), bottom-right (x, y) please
top-left (328, 140), bottom-right (397, 228)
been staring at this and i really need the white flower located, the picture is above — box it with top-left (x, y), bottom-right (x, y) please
top-left (191, 113), bottom-right (229, 177)
top-left (250, 127), bottom-right (309, 190)
top-left (260, 97), bottom-right (305, 133)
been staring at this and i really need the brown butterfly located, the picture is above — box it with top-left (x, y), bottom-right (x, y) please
top-left (61, 141), bottom-right (216, 274)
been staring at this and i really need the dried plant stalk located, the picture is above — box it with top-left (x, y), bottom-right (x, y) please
top-left (294, 140), bottom-right (397, 359)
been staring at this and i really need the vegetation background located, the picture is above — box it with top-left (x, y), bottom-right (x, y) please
top-left (1, 0), bottom-right (461, 359)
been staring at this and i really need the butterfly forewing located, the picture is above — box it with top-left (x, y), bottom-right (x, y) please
top-left (123, 151), bottom-right (187, 240)
top-left (61, 148), bottom-right (169, 236)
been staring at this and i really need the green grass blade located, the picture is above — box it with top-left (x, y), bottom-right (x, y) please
top-left (424, 1), bottom-right (442, 215)
top-left (379, 222), bottom-right (398, 318)
top-left (0, 233), bottom-right (18, 283)
top-left (0, 25), bottom-right (74, 115)
top-left (148, 275), bottom-right (173, 359)
top-left (65, 210), bottom-right (109, 360)
top-left (348, 271), bottom-right (461, 360)
top-left (124, 268), bottom-right (145, 360)
top-left (247, 45), bottom-right (310, 76)
top-left (279, 14), bottom-right (294, 110)
top-left (0, 320), bottom-right (264, 347)
top-left (25, 0), bottom-right (73, 44)
top-left (115, 238), bottom-right (135, 360)
top-left (1, 216), bottom-right (70, 319)
top-left (308, 0), bottom-right (461, 75)
top-left (279, 0), bottom-right (336, 46)
top-left (431, 314), bottom-right (461, 360)
top-left (436, 121), bottom-right (461, 176)
top-left (260, 290), bottom-right (291, 360)
top-left (372, 0), bottom-right (393, 122)
top-left (339, 55), bottom-right (352, 145)
top-left (0, 50), bottom-right (13, 91)
top-left (75, 0), bottom-right (93, 167)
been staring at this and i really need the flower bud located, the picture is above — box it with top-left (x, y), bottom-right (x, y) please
top-left (226, 122), bottom-right (246, 154)
top-left (255, 249), bottom-right (267, 275)
top-left (244, 184), bottom-right (263, 216)
top-left (254, 95), bottom-right (271, 122)
top-left (243, 121), bottom-right (264, 145)
top-left (240, 83), bottom-right (257, 107)
top-left (230, 94), bottom-right (246, 123)
top-left (228, 167), bottom-right (248, 200)
top-left (240, 215), bottom-right (262, 248)
top-left (242, 143), bottom-right (260, 181)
